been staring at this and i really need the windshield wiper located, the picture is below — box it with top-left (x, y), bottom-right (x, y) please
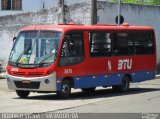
top-left (39, 52), bottom-right (56, 65)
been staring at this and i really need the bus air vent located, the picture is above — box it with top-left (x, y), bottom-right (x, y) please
top-left (28, 72), bottom-right (44, 77)
top-left (12, 71), bottom-right (26, 76)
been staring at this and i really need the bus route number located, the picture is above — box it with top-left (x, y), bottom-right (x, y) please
top-left (64, 69), bottom-right (73, 74)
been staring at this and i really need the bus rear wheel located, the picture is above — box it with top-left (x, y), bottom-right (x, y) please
top-left (16, 90), bottom-right (30, 98)
top-left (112, 76), bottom-right (130, 92)
top-left (121, 76), bottom-right (130, 92)
top-left (81, 87), bottom-right (96, 94)
top-left (57, 80), bottom-right (71, 99)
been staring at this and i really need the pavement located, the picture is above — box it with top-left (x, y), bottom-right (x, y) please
top-left (0, 79), bottom-right (160, 113)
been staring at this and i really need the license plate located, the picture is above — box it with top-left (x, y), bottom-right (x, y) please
top-left (22, 80), bottom-right (31, 84)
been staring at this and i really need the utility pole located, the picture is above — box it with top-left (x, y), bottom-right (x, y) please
top-left (91, 0), bottom-right (97, 25)
top-left (43, 2), bottom-right (45, 9)
top-left (118, 0), bottom-right (121, 26)
top-left (58, 0), bottom-right (65, 24)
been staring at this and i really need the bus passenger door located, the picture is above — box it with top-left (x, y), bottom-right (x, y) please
top-left (57, 31), bottom-right (86, 88)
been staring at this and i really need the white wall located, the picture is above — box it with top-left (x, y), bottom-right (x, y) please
top-left (22, 0), bottom-right (57, 12)
top-left (0, 0), bottom-right (90, 16)
top-left (0, 2), bottom-right (91, 64)
top-left (0, 0), bottom-right (57, 16)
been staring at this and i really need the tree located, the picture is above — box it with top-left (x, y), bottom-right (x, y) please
top-left (152, 0), bottom-right (160, 5)
top-left (112, 0), bottom-right (160, 5)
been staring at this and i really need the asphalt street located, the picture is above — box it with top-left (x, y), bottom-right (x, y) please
top-left (0, 78), bottom-right (160, 113)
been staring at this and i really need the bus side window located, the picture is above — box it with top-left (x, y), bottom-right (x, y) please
top-left (90, 32), bottom-right (112, 57)
top-left (113, 32), bottom-right (134, 56)
top-left (134, 31), bottom-right (154, 55)
top-left (59, 31), bottom-right (84, 66)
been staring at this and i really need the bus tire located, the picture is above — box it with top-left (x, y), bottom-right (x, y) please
top-left (16, 90), bottom-right (30, 98)
top-left (112, 75), bottom-right (130, 93)
top-left (120, 75), bottom-right (130, 92)
top-left (81, 87), bottom-right (96, 94)
top-left (57, 80), bottom-right (71, 99)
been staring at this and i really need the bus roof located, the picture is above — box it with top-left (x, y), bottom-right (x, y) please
top-left (20, 23), bottom-right (154, 32)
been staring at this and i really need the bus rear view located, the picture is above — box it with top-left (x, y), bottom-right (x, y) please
top-left (6, 24), bottom-right (156, 98)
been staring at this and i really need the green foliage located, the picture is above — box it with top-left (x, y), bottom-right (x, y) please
top-left (112, 0), bottom-right (160, 6)
top-left (152, 0), bottom-right (160, 5)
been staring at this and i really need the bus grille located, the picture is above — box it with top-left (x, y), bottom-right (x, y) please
top-left (12, 72), bottom-right (26, 76)
top-left (11, 71), bottom-right (44, 77)
top-left (28, 72), bottom-right (44, 77)
top-left (14, 81), bottom-right (40, 89)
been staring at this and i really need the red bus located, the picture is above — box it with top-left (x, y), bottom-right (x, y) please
top-left (6, 24), bottom-right (156, 98)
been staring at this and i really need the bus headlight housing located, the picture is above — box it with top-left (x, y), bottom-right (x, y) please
top-left (44, 79), bottom-right (49, 84)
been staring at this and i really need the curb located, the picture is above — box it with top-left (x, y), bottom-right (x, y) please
top-left (155, 75), bottom-right (160, 79)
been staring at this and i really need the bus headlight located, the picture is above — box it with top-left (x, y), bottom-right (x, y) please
top-left (44, 79), bottom-right (49, 84)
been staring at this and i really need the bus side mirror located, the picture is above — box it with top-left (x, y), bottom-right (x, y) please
top-left (13, 37), bottom-right (16, 42)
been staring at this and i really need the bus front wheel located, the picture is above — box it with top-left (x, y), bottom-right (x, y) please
top-left (16, 90), bottom-right (30, 98)
top-left (57, 80), bottom-right (71, 98)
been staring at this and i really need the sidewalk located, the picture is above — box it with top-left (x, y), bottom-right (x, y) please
top-left (156, 74), bottom-right (160, 79)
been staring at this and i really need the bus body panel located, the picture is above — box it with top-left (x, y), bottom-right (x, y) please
top-left (56, 70), bottom-right (155, 91)
top-left (7, 72), bottom-right (57, 91)
top-left (56, 55), bottom-right (156, 90)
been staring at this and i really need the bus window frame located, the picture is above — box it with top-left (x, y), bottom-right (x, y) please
top-left (58, 30), bottom-right (85, 67)
top-left (133, 30), bottom-right (155, 56)
top-left (88, 30), bottom-right (113, 58)
top-left (113, 31), bottom-right (135, 57)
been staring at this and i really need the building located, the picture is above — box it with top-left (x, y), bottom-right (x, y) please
top-left (0, 0), bottom-right (56, 16)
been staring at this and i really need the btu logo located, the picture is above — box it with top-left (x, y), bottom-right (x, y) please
top-left (108, 60), bottom-right (112, 71)
top-left (118, 59), bottom-right (132, 70)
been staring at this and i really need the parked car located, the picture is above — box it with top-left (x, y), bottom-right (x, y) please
top-left (0, 63), bottom-right (2, 73)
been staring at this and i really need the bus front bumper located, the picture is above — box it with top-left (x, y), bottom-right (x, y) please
top-left (6, 72), bottom-right (58, 92)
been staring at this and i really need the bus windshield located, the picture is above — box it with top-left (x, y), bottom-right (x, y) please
top-left (9, 30), bottom-right (62, 68)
